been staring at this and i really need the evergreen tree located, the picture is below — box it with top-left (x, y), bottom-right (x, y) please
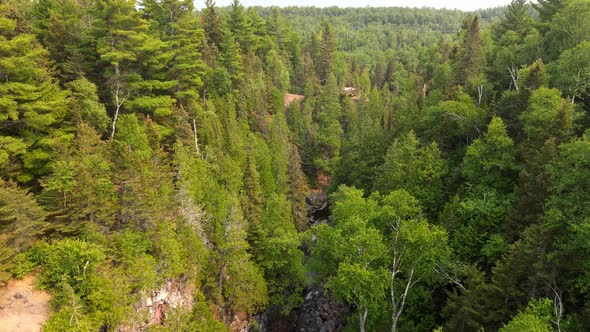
top-left (0, 10), bottom-right (70, 182)
top-left (453, 15), bottom-right (484, 87)
top-left (216, 29), bottom-right (244, 93)
top-left (242, 146), bottom-right (264, 225)
top-left (0, 179), bottom-right (47, 283)
top-left (203, 0), bottom-right (222, 49)
top-left (31, 0), bottom-right (95, 82)
top-left (493, 0), bottom-right (533, 38)
top-left (151, 0), bottom-right (206, 109)
top-left (66, 78), bottom-right (111, 134)
top-left (489, 1), bottom-right (541, 91)
top-left (317, 20), bottom-right (335, 84)
top-left (532, 0), bottom-right (567, 32)
top-left (228, 0), bottom-right (258, 53)
top-left (42, 123), bottom-right (116, 234)
top-left (314, 73), bottom-right (342, 174)
top-left (92, 0), bottom-right (175, 139)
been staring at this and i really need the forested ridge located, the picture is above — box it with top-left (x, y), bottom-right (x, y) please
top-left (1, 0), bottom-right (590, 330)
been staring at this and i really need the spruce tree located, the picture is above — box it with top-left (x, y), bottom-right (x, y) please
top-left (453, 16), bottom-right (484, 87)
top-left (317, 20), bottom-right (334, 84)
top-left (203, 0), bottom-right (222, 49)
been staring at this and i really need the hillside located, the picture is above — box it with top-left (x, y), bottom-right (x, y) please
top-left (1, 0), bottom-right (590, 331)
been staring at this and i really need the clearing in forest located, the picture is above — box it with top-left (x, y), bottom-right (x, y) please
top-left (0, 275), bottom-right (51, 332)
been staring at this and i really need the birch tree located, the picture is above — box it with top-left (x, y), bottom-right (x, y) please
top-left (379, 190), bottom-right (451, 332)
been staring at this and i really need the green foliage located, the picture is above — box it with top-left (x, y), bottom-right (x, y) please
top-left (66, 79), bottom-right (111, 134)
top-left (422, 90), bottom-right (487, 147)
top-left (521, 87), bottom-right (572, 142)
top-left (0, 179), bottom-right (46, 283)
top-left (3, 1), bottom-right (590, 330)
top-left (0, 12), bottom-right (70, 182)
top-left (544, 134), bottom-right (590, 298)
top-left (327, 263), bottom-right (388, 328)
top-left (249, 193), bottom-right (305, 309)
top-left (442, 266), bottom-right (487, 331)
top-left (313, 186), bottom-right (451, 331)
top-left (493, 0), bottom-right (534, 39)
top-left (374, 131), bottom-right (446, 215)
top-left (454, 16), bottom-right (485, 87)
top-left (500, 298), bottom-right (555, 332)
top-left (545, 0), bottom-right (590, 60)
top-left (550, 41), bottom-right (590, 104)
top-left (149, 291), bottom-right (227, 331)
top-left (463, 117), bottom-right (517, 191)
top-left (314, 73), bottom-right (342, 174)
top-left (489, 23), bottom-right (541, 91)
top-left (441, 187), bottom-right (512, 265)
top-left (37, 239), bottom-right (105, 293)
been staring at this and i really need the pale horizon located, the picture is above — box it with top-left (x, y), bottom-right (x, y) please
top-left (195, 0), bottom-right (519, 11)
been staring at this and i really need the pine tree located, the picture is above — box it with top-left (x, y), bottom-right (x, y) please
top-left (494, 0), bottom-right (533, 39)
top-left (228, 0), bottom-right (258, 53)
top-left (92, 0), bottom-right (175, 139)
top-left (66, 78), bottom-right (111, 134)
top-left (0, 8), bottom-right (70, 182)
top-left (42, 123), bottom-right (117, 234)
top-left (216, 29), bottom-right (244, 93)
top-left (287, 144), bottom-right (308, 231)
top-left (532, 0), bottom-right (567, 25)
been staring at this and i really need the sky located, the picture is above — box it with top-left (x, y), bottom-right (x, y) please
top-left (196, 0), bottom-right (515, 11)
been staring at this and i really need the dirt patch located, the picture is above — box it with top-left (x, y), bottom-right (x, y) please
top-left (284, 93), bottom-right (305, 107)
top-left (0, 275), bottom-right (51, 332)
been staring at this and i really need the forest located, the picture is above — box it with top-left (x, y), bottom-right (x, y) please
top-left (1, 0), bottom-right (590, 330)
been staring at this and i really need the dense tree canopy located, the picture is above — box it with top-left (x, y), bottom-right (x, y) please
top-left (1, 0), bottom-right (590, 331)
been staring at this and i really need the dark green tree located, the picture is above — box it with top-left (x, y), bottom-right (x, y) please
top-left (317, 20), bottom-right (335, 83)
top-left (453, 15), bottom-right (484, 87)
top-left (0, 179), bottom-right (47, 283)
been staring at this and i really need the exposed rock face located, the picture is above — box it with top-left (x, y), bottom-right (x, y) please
top-left (229, 311), bottom-right (250, 332)
top-left (253, 191), bottom-right (349, 332)
top-left (255, 286), bottom-right (349, 332)
top-left (144, 279), bottom-right (193, 325)
top-left (293, 286), bottom-right (350, 332)
top-left (306, 191), bottom-right (331, 226)
top-left (117, 278), bottom-right (194, 331)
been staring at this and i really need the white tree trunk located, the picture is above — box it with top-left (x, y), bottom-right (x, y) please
top-left (193, 118), bottom-right (200, 154)
top-left (477, 85), bottom-right (484, 107)
top-left (360, 307), bottom-right (368, 332)
top-left (508, 65), bottom-right (519, 92)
